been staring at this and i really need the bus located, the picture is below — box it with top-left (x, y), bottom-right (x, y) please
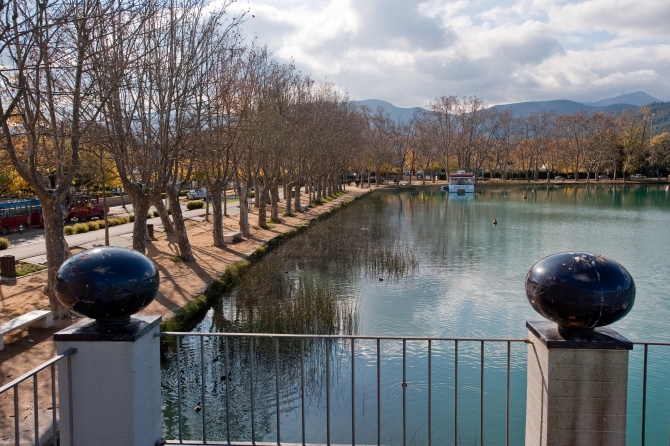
top-left (0, 198), bottom-right (44, 235)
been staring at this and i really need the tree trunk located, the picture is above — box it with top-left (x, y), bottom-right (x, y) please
top-left (258, 183), bottom-right (268, 229)
top-left (285, 183), bottom-right (293, 215)
top-left (270, 185), bottom-right (280, 222)
top-left (211, 181), bottom-right (225, 248)
top-left (128, 189), bottom-right (152, 253)
top-left (223, 188), bottom-right (227, 216)
top-left (254, 178), bottom-right (260, 208)
top-left (167, 185), bottom-right (194, 261)
top-left (205, 185), bottom-right (211, 220)
top-left (238, 185), bottom-right (251, 236)
top-left (294, 183), bottom-right (302, 213)
top-left (153, 195), bottom-right (174, 233)
top-left (39, 196), bottom-right (74, 319)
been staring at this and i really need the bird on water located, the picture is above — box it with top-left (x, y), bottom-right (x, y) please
top-left (492, 219), bottom-right (498, 225)
top-left (195, 402), bottom-right (201, 412)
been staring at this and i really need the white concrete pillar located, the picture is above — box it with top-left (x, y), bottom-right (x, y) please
top-left (525, 321), bottom-right (631, 446)
top-left (55, 315), bottom-right (163, 446)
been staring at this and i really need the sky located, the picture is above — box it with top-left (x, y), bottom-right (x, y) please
top-left (227, 0), bottom-right (670, 107)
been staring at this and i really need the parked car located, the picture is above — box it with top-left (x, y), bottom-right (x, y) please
top-left (555, 175), bottom-right (565, 180)
top-left (186, 189), bottom-right (206, 200)
top-left (567, 175), bottom-right (575, 179)
top-left (598, 174), bottom-right (609, 179)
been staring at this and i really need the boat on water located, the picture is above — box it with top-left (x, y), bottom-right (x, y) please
top-left (441, 171), bottom-right (475, 193)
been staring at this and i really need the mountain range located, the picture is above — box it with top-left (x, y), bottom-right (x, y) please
top-left (352, 91), bottom-right (664, 122)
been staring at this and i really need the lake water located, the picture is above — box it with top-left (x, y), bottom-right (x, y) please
top-left (162, 184), bottom-right (670, 445)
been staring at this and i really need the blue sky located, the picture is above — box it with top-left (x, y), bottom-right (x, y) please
top-left (227, 0), bottom-right (670, 107)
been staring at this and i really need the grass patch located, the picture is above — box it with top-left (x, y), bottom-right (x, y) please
top-left (16, 261), bottom-right (46, 277)
top-left (170, 256), bottom-right (184, 263)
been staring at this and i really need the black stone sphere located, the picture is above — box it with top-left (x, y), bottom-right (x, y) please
top-left (56, 247), bottom-right (159, 323)
top-left (525, 252), bottom-right (635, 330)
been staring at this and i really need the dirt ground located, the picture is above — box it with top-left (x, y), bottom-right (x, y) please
top-left (0, 186), bottom-right (370, 440)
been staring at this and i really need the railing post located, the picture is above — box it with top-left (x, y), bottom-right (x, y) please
top-left (525, 321), bottom-right (631, 445)
top-left (52, 246), bottom-right (164, 446)
top-left (55, 316), bottom-right (163, 446)
top-left (524, 252), bottom-right (636, 446)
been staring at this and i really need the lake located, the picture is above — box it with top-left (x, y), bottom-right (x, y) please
top-left (162, 183), bottom-right (670, 445)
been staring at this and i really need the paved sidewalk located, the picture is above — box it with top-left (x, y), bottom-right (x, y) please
top-left (2, 200), bottom-right (241, 261)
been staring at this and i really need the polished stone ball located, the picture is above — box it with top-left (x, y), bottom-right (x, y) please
top-left (56, 247), bottom-right (159, 323)
top-left (525, 252), bottom-right (635, 330)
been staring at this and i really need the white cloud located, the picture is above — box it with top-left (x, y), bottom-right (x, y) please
top-left (229, 0), bottom-right (670, 106)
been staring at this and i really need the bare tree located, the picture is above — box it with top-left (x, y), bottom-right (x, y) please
top-left (0, 0), bottom-right (141, 317)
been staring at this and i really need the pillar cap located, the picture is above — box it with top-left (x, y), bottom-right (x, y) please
top-left (54, 315), bottom-right (161, 342)
top-left (527, 320), bottom-right (632, 350)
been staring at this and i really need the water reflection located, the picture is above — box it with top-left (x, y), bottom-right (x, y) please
top-left (162, 184), bottom-right (670, 445)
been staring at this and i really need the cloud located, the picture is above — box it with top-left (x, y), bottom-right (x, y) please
top-left (229, 0), bottom-right (670, 106)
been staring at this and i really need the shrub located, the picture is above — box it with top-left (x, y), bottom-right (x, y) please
top-left (0, 238), bottom-right (9, 250)
top-left (161, 192), bottom-right (166, 199)
top-left (118, 216), bottom-right (129, 224)
top-left (107, 219), bottom-right (118, 227)
top-left (87, 221), bottom-right (100, 231)
top-left (129, 214), bottom-right (135, 222)
top-left (153, 211), bottom-right (160, 217)
top-left (148, 212), bottom-right (154, 219)
top-left (179, 190), bottom-right (188, 197)
top-left (187, 200), bottom-right (204, 210)
top-left (63, 226), bottom-right (75, 235)
top-left (73, 223), bottom-right (89, 234)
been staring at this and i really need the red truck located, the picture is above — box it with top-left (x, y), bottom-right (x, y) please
top-left (65, 194), bottom-right (108, 222)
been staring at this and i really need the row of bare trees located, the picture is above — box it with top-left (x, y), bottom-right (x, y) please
top-left (355, 96), bottom-right (669, 185)
top-left (0, 0), bottom-right (363, 317)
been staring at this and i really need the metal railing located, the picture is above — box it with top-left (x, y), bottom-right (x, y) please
top-left (631, 340), bottom-right (670, 446)
top-left (159, 332), bottom-right (528, 446)
top-left (0, 348), bottom-right (76, 446)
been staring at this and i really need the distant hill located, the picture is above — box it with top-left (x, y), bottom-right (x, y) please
top-left (351, 99), bottom-right (425, 124)
top-left (351, 95), bottom-right (669, 130)
top-left (582, 91), bottom-right (661, 107)
top-left (491, 100), bottom-right (638, 117)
